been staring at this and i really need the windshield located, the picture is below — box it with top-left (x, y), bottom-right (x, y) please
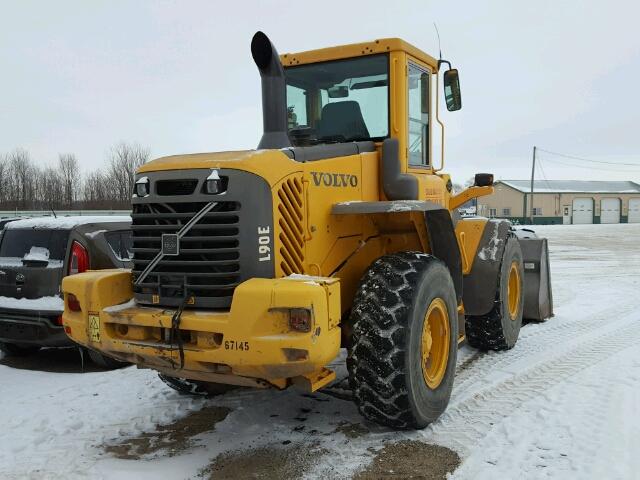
top-left (285, 54), bottom-right (389, 146)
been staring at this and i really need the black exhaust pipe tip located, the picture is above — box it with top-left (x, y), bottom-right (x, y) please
top-left (251, 31), bottom-right (291, 150)
top-left (251, 31), bottom-right (273, 71)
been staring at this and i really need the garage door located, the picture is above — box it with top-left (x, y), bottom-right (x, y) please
top-left (572, 198), bottom-right (593, 224)
top-left (629, 199), bottom-right (640, 223)
top-left (600, 198), bottom-right (621, 224)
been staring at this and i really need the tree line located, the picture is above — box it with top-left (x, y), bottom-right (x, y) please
top-left (0, 142), bottom-right (150, 211)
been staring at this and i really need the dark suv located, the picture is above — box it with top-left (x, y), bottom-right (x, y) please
top-left (0, 216), bottom-right (131, 366)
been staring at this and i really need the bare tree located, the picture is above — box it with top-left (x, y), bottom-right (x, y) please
top-left (0, 155), bottom-right (7, 206)
top-left (106, 142), bottom-right (150, 205)
top-left (82, 169), bottom-right (110, 208)
top-left (58, 153), bottom-right (81, 207)
top-left (1, 142), bottom-right (150, 211)
top-left (38, 166), bottom-right (64, 209)
top-left (7, 148), bottom-right (35, 209)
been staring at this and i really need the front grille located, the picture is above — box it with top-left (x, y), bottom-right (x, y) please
top-left (156, 179), bottom-right (198, 196)
top-left (130, 168), bottom-right (274, 309)
top-left (132, 201), bottom-right (241, 307)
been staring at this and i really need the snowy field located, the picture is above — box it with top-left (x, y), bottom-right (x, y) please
top-left (1, 223), bottom-right (639, 479)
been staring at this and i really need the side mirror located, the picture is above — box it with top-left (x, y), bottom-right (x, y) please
top-left (443, 69), bottom-right (462, 111)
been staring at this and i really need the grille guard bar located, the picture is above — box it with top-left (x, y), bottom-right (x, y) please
top-left (134, 201), bottom-right (219, 286)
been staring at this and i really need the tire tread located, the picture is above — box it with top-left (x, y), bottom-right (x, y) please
top-left (348, 252), bottom-right (444, 429)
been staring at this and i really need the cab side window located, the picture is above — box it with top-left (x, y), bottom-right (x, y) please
top-left (408, 64), bottom-right (429, 166)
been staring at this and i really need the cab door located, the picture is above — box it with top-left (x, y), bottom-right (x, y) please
top-left (407, 62), bottom-right (430, 170)
top-left (404, 58), bottom-right (447, 205)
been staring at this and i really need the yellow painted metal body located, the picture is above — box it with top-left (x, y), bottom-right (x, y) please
top-left (61, 37), bottom-right (496, 391)
top-left (63, 270), bottom-right (341, 389)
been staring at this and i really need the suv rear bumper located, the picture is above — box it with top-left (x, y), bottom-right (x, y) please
top-left (0, 310), bottom-right (69, 347)
top-left (62, 270), bottom-right (341, 390)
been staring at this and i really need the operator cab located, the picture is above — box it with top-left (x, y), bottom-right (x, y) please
top-left (278, 36), bottom-right (462, 171)
top-left (252, 32), bottom-right (461, 171)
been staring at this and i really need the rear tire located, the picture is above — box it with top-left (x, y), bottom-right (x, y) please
top-left (348, 252), bottom-right (458, 429)
top-left (158, 374), bottom-right (236, 397)
top-left (465, 236), bottom-right (524, 350)
top-left (87, 349), bottom-right (129, 369)
top-left (0, 342), bottom-right (40, 357)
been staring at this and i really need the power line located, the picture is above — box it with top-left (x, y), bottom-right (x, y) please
top-left (537, 152), bottom-right (640, 173)
top-left (537, 147), bottom-right (640, 167)
top-left (536, 156), bottom-right (552, 189)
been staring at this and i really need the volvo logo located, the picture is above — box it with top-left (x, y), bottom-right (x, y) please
top-left (15, 273), bottom-right (25, 283)
top-left (161, 234), bottom-right (180, 256)
top-left (310, 172), bottom-right (358, 188)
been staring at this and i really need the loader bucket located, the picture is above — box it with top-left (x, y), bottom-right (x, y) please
top-left (517, 236), bottom-right (554, 321)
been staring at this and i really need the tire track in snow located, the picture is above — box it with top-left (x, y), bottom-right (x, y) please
top-left (452, 300), bottom-right (636, 401)
top-left (425, 310), bottom-right (640, 454)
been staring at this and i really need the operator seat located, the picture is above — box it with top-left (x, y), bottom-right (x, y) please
top-left (317, 101), bottom-right (370, 141)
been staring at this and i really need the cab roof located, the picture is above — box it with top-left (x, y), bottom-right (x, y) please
top-left (280, 38), bottom-right (438, 70)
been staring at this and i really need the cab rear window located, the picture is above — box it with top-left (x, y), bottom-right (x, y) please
top-left (0, 230), bottom-right (69, 260)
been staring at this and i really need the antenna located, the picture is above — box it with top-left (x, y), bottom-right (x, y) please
top-left (433, 22), bottom-right (442, 60)
top-left (433, 23), bottom-right (450, 71)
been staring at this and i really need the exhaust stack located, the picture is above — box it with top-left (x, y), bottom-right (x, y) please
top-left (251, 31), bottom-right (291, 150)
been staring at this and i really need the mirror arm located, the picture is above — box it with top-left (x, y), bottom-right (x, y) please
top-left (434, 70), bottom-right (446, 172)
top-left (437, 59), bottom-right (452, 72)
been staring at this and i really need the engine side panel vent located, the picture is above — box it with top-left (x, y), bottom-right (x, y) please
top-left (275, 176), bottom-right (305, 276)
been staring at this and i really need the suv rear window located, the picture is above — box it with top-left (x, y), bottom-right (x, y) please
top-left (105, 231), bottom-right (133, 261)
top-left (0, 230), bottom-right (69, 260)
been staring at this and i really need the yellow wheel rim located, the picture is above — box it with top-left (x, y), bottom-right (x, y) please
top-left (507, 261), bottom-right (521, 320)
top-left (421, 297), bottom-right (450, 389)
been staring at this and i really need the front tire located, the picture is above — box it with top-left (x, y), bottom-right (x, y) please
top-left (348, 252), bottom-right (458, 429)
top-left (465, 236), bottom-right (524, 350)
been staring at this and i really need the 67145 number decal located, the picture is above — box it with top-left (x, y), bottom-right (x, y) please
top-left (224, 340), bottom-right (249, 351)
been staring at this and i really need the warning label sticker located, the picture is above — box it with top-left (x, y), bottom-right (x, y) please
top-left (88, 314), bottom-right (100, 342)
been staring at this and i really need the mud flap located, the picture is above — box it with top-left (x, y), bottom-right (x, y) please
top-left (517, 237), bottom-right (554, 321)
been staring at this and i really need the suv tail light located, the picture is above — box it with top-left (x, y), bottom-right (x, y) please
top-left (67, 294), bottom-right (81, 312)
top-left (68, 241), bottom-right (89, 275)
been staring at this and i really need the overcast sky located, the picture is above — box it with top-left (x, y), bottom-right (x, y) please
top-left (1, 0), bottom-right (639, 184)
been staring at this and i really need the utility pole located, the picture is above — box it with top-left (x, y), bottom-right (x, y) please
top-left (529, 145), bottom-right (536, 225)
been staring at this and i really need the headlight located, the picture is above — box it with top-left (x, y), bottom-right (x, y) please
top-left (135, 177), bottom-right (149, 197)
top-left (204, 169), bottom-right (226, 195)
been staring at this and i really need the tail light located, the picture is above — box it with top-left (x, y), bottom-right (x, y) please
top-left (68, 241), bottom-right (89, 275)
top-left (289, 308), bottom-right (312, 333)
top-left (55, 315), bottom-right (64, 325)
top-left (67, 294), bottom-right (81, 312)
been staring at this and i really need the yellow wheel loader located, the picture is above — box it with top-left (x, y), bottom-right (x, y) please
top-left (61, 32), bottom-right (553, 429)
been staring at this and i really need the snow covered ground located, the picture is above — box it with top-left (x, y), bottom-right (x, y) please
top-left (1, 223), bottom-right (639, 479)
